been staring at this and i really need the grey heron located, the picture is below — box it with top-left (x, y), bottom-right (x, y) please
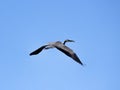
top-left (29, 39), bottom-right (83, 65)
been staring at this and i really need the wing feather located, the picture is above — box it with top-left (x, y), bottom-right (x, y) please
top-left (54, 44), bottom-right (83, 65)
top-left (29, 45), bottom-right (47, 55)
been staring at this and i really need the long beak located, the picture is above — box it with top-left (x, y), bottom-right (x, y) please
top-left (69, 40), bottom-right (75, 42)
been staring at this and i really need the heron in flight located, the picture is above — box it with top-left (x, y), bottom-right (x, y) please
top-left (29, 39), bottom-right (83, 65)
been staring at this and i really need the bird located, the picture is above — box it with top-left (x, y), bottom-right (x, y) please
top-left (29, 39), bottom-right (83, 65)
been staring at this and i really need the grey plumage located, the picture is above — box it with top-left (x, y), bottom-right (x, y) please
top-left (30, 39), bottom-right (83, 65)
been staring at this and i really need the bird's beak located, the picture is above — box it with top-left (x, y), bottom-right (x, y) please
top-left (69, 40), bottom-right (75, 42)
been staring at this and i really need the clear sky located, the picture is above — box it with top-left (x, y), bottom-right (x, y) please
top-left (0, 0), bottom-right (120, 90)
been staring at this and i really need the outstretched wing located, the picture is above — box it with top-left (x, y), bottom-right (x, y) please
top-left (29, 45), bottom-right (47, 56)
top-left (54, 44), bottom-right (83, 65)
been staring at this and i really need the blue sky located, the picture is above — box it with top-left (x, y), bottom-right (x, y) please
top-left (0, 0), bottom-right (120, 90)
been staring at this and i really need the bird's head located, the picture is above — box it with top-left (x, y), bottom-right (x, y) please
top-left (63, 39), bottom-right (75, 45)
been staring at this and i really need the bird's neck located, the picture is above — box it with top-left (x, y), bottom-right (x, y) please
top-left (63, 41), bottom-right (67, 45)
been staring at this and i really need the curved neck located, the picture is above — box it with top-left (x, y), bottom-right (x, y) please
top-left (63, 40), bottom-right (67, 45)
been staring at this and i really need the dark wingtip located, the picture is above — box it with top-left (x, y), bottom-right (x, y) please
top-left (72, 53), bottom-right (84, 66)
top-left (29, 53), bottom-right (33, 56)
top-left (78, 61), bottom-right (86, 66)
top-left (29, 52), bottom-right (38, 56)
top-left (78, 61), bottom-right (84, 66)
top-left (29, 45), bottom-right (48, 56)
top-left (29, 51), bottom-right (39, 56)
